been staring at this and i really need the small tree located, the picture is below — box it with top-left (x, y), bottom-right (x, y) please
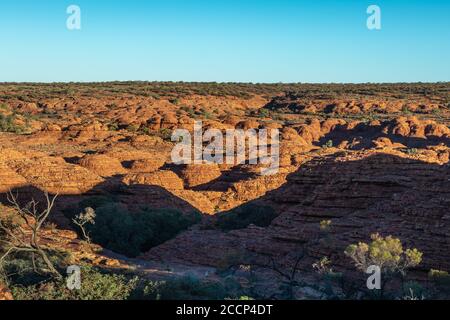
top-left (0, 191), bottom-right (62, 279)
top-left (312, 256), bottom-right (333, 275)
top-left (345, 233), bottom-right (423, 298)
top-left (345, 233), bottom-right (422, 275)
top-left (72, 207), bottom-right (96, 243)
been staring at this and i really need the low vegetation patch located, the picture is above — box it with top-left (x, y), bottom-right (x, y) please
top-left (10, 266), bottom-right (137, 300)
top-left (0, 113), bottom-right (28, 134)
top-left (77, 202), bottom-right (201, 257)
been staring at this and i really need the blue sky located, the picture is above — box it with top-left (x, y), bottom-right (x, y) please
top-left (0, 0), bottom-right (448, 83)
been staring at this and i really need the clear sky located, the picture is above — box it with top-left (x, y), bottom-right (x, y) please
top-left (0, 0), bottom-right (448, 83)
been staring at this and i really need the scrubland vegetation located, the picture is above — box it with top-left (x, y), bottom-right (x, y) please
top-left (0, 82), bottom-right (448, 103)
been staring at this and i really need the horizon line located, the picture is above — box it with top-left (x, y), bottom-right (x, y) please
top-left (1, 81), bottom-right (449, 85)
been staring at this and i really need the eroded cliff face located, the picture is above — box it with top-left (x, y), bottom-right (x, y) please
top-left (142, 151), bottom-right (450, 272)
top-left (0, 83), bottom-right (449, 297)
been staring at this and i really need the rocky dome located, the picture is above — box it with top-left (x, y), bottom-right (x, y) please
top-left (179, 163), bottom-right (222, 188)
top-left (78, 154), bottom-right (127, 177)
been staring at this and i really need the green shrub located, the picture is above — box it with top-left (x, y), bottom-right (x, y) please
top-left (0, 250), bottom-right (71, 287)
top-left (87, 204), bottom-right (201, 257)
top-left (169, 98), bottom-right (180, 105)
top-left (402, 281), bottom-right (425, 300)
top-left (11, 266), bottom-right (136, 300)
top-left (319, 220), bottom-right (332, 231)
top-left (429, 269), bottom-right (450, 292)
top-left (0, 114), bottom-right (27, 134)
top-left (216, 204), bottom-right (277, 231)
top-left (404, 148), bottom-right (418, 155)
top-left (127, 124), bottom-right (139, 132)
top-left (180, 105), bottom-right (196, 117)
top-left (107, 121), bottom-right (120, 131)
top-left (345, 233), bottom-right (423, 281)
top-left (322, 140), bottom-right (333, 149)
top-left (87, 204), bottom-right (142, 257)
top-left (139, 126), bottom-right (151, 135)
top-left (401, 105), bottom-right (412, 115)
top-left (258, 108), bottom-right (270, 118)
top-left (136, 208), bottom-right (201, 250)
top-left (159, 128), bottom-right (172, 141)
top-left (432, 108), bottom-right (442, 116)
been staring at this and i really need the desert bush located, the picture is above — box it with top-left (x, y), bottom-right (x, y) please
top-left (180, 105), bottom-right (196, 117)
top-left (0, 250), bottom-right (70, 287)
top-left (321, 140), bottom-right (333, 149)
top-left (216, 204), bottom-right (277, 231)
top-left (0, 114), bottom-right (27, 134)
top-left (258, 108), bottom-right (270, 118)
top-left (159, 128), bottom-right (172, 141)
top-left (429, 269), bottom-right (450, 285)
top-left (345, 233), bottom-right (422, 275)
top-left (1, 257), bottom-right (51, 287)
top-left (345, 233), bottom-right (423, 298)
top-left (169, 98), bottom-right (180, 105)
top-left (0, 192), bottom-right (62, 278)
top-left (312, 257), bottom-right (333, 275)
top-left (86, 204), bottom-right (142, 257)
top-left (428, 269), bottom-right (450, 295)
top-left (86, 204), bottom-right (201, 257)
top-left (196, 108), bottom-right (213, 119)
top-left (139, 126), bottom-right (151, 135)
top-left (10, 266), bottom-right (136, 300)
top-left (107, 121), bottom-right (120, 131)
top-left (136, 207), bottom-right (201, 250)
top-left (319, 220), bottom-right (332, 231)
top-left (402, 281), bottom-right (425, 300)
top-left (126, 124), bottom-right (139, 132)
top-left (401, 105), bottom-right (412, 115)
top-left (404, 148), bottom-right (419, 155)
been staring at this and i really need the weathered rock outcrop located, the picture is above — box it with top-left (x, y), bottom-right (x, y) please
top-left (79, 154), bottom-right (127, 177)
top-left (143, 151), bottom-right (450, 280)
top-left (130, 158), bottom-right (166, 173)
top-left (123, 170), bottom-right (184, 190)
top-left (179, 164), bottom-right (222, 188)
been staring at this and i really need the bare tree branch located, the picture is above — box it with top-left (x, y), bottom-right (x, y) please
top-left (0, 190), bottom-right (62, 279)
